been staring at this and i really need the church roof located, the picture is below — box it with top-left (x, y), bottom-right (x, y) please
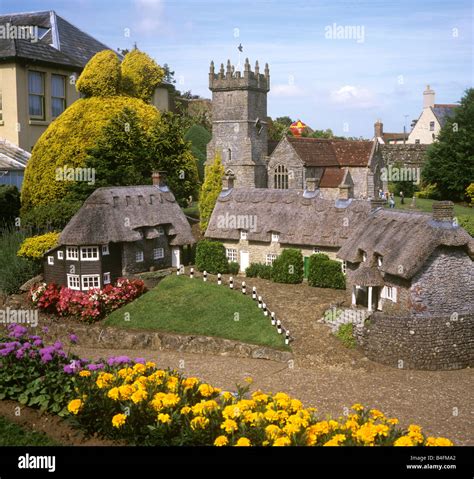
top-left (319, 168), bottom-right (345, 188)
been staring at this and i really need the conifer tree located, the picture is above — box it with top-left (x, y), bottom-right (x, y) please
top-left (199, 153), bottom-right (224, 232)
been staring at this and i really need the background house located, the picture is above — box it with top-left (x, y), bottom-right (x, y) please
top-left (0, 138), bottom-right (30, 188)
top-left (43, 172), bottom-right (194, 291)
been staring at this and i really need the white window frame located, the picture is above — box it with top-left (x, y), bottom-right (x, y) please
top-left (102, 245), bottom-right (109, 255)
top-left (340, 260), bottom-right (347, 275)
top-left (271, 232), bottom-right (280, 243)
top-left (226, 248), bottom-right (237, 262)
top-left (313, 247), bottom-right (321, 254)
top-left (136, 250), bottom-right (144, 263)
top-left (66, 247), bottom-right (79, 261)
top-left (67, 274), bottom-right (80, 291)
top-left (80, 246), bottom-right (99, 261)
top-left (382, 285), bottom-right (397, 303)
top-left (153, 247), bottom-right (164, 260)
top-left (429, 121), bottom-right (435, 131)
top-left (103, 272), bottom-right (111, 285)
top-left (57, 250), bottom-right (64, 260)
top-left (362, 252), bottom-right (367, 262)
top-left (81, 275), bottom-right (100, 291)
top-left (377, 256), bottom-right (383, 268)
top-left (240, 230), bottom-right (248, 241)
top-left (47, 256), bottom-right (54, 265)
top-left (265, 253), bottom-right (277, 266)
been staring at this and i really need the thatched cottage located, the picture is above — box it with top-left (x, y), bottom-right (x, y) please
top-left (337, 201), bottom-right (474, 316)
top-left (205, 176), bottom-right (371, 274)
top-left (43, 172), bottom-right (194, 291)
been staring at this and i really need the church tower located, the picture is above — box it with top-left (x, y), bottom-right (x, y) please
top-left (206, 58), bottom-right (270, 188)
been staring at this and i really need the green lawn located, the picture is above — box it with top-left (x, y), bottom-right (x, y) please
top-left (389, 196), bottom-right (473, 217)
top-left (105, 275), bottom-right (289, 350)
top-left (0, 416), bottom-right (59, 446)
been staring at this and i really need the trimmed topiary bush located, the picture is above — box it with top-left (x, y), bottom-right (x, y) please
top-left (270, 249), bottom-right (303, 284)
top-left (17, 232), bottom-right (60, 260)
top-left (195, 240), bottom-right (229, 274)
top-left (228, 262), bottom-right (239, 275)
top-left (245, 263), bottom-right (272, 279)
top-left (308, 254), bottom-right (346, 289)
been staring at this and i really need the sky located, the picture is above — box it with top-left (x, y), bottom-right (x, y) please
top-left (3, 0), bottom-right (473, 137)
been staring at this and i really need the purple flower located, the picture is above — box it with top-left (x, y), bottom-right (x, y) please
top-left (22, 342), bottom-right (31, 349)
top-left (15, 349), bottom-right (25, 359)
top-left (29, 350), bottom-right (37, 358)
top-left (69, 334), bottom-right (78, 344)
top-left (39, 346), bottom-right (55, 356)
top-left (42, 326), bottom-right (49, 334)
top-left (134, 358), bottom-right (146, 364)
top-left (29, 335), bottom-right (41, 341)
top-left (0, 348), bottom-right (12, 357)
top-left (87, 363), bottom-right (104, 371)
top-left (33, 339), bottom-right (43, 347)
top-left (8, 325), bottom-right (28, 339)
top-left (41, 353), bottom-right (53, 363)
top-left (106, 355), bottom-right (131, 366)
top-left (63, 365), bottom-right (75, 374)
top-left (53, 341), bottom-right (63, 350)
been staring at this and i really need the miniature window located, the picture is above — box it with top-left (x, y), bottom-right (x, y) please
top-left (102, 245), bottom-right (109, 255)
top-left (136, 251), bottom-right (144, 263)
top-left (226, 248), bottom-right (237, 262)
top-left (153, 248), bottom-right (164, 260)
top-left (377, 256), bottom-right (383, 267)
top-left (81, 275), bottom-right (100, 290)
top-left (57, 251), bottom-right (64, 260)
top-left (103, 272), bottom-right (111, 285)
top-left (51, 74), bottom-right (66, 117)
top-left (266, 253), bottom-right (277, 266)
top-left (341, 260), bottom-right (347, 274)
top-left (271, 232), bottom-right (280, 243)
top-left (157, 226), bottom-right (165, 236)
top-left (274, 164), bottom-right (289, 189)
top-left (415, 139), bottom-right (420, 144)
top-left (240, 230), bottom-right (248, 241)
top-left (429, 121), bottom-right (435, 131)
top-left (313, 247), bottom-right (321, 254)
top-left (383, 286), bottom-right (397, 302)
top-left (66, 247), bottom-right (78, 260)
top-left (47, 256), bottom-right (54, 265)
top-left (28, 71), bottom-right (45, 119)
top-left (80, 246), bottom-right (99, 261)
top-left (67, 274), bottom-right (80, 290)
top-left (362, 251), bottom-right (367, 262)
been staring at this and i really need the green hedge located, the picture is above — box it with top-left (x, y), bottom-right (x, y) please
top-left (245, 263), bottom-right (272, 279)
top-left (228, 262), bottom-right (239, 275)
top-left (21, 199), bottom-right (82, 232)
top-left (308, 254), bottom-right (345, 289)
top-left (195, 240), bottom-right (228, 274)
top-left (270, 249), bottom-right (303, 284)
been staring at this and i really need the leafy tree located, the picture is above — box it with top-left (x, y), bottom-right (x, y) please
top-left (275, 116), bottom-right (293, 127)
top-left (268, 116), bottom-right (293, 141)
top-left (465, 183), bottom-right (474, 206)
top-left (199, 153), bottom-right (224, 232)
top-left (162, 63), bottom-right (176, 84)
top-left (185, 124), bottom-right (212, 181)
top-left (306, 129), bottom-right (334, 139)
top-left (422, 88), bottom-right (474, 201)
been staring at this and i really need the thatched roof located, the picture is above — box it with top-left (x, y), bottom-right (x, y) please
top-left (59, 186), bottom-right (195, 246)
top-left (337, 208), bottom-right (474, 280)
top-left (349, 264), bottom-right (385, 286)
top-left (205, 188), bottom-right (371, 246)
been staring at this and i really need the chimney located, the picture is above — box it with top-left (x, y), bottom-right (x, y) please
top-left (374, 119), bottom-right (383, 138)
top-left (152, 170), bottom-right (167, 188)
top-left (370, 198), bottom-right (386, 210)
top-left (432, 201), bottom-right (454, 223)
top-left (423, 85), bottom-right (435, 109)
top-left (222, 174), bottom-right (235, 191)
top-left (305, 177), bottom-right (319, 193)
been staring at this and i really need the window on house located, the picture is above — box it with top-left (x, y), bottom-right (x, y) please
top-left (271, 232), bottom-right (280, 243)
top-left (28, 71), bottom-right (45, 119)
top-left (51, 74), bottom-right (66, 117)
top-left (362, 251), bottom-right (367, 262)
top-left (226, 248), bottom-right (237, 262)
top-left (382, 285), bottom-right (397, 302)
top-left (80, 246), bottom-right (99, 261)
top-left (81, 275), bottom-right (100, 290)
top-left (157, 226), bottom-right (165, 236)
top-left (266, 253), bottom-right (278, 266)
top-left (66, 247), bottom-right (79, 260)
top-left (57, 251), bottom-right (64, 260)
top-left (103, 272), bottom-right (111, 285)
top-left (153, 248), bottom-right (164, 260)
top-left (377, 256), bottom-right (383, 268)
top-left (47, 256), bottom-right (54, 265)
top-left (240, 230), bottom-right (248, 241)
top-left (274, 164), bottom-right (289, 189)
top-left (227, 148), bottom-right (232, 162)
top-left (136, 251), bottom-right (144, 262)
top-left (429, 121), bottom-right (435, 131)
top-left (415, 139), bottom-right (420, 144)
top-left (102, 245), bottom-right (109, 255)
top-left (313, 248), bottom-right (321, 254)
top-left (341, 260), bottom-right (347, 274)
top-left (67, 274), bottom-right (80, 290)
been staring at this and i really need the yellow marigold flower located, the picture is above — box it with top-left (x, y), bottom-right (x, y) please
top-left (96, 372), bottom-right (114, 389)
top-left (262, 440), bottom-right (270, 446)
top-left (369, 409), bottom-right (385, 420)
top-left (107, 387), bottom-right (120, 401)
top-left (290, 399), bottom-right (303, 412)
top-left (265, 424), bottom-right (282, 440)
top-left (166, 376), bottom-right (179, 392)
top-left (273, 392), bottom-right (291, 409)
top-left (264, 409), bottom-right (279, 422)
top-left (351, 403), bottom-right (364, 412)
top-left (235, 437), bottom-right (251, 446)
top-left (323, 434), bottom-right (346, 446)
top-left (158, 413), bottom-right (171, 424)
top-left (112, 413), bottom-right (127, 428)
top-left (221, 419), bottom-right (238, 434)
top-left (251, 391), bottom-right (269, 404)
top-left (145, 361), bottom-right (156, 369)
top-left (283, 423), bottom-right (300, 435)
top-left (407, 425), bottom-right (424, 444)
top-left (117, 367), bottom-right (131, 379)
top-left (118, 385), bottom-right (134, 401)
top-left (328, 420), bottom-right (340, 431)
top-left (221, 391), bottom-right (234, 402)
top-left (180, 406), bottom-right (192, 415)
top-left (394, 435), bottom-right (414, 446)
top-left (355, 423), bottom-right (378, 445)
top-left (273, 436), bottom-right (291, 446)
top-left (305, 421), bottom-right (331, 446)
top-left (223, 405), bottom-right (242, 420)
top-left (67, 399), bottom-right (83, 415)
top-left (133, 363), bottom-right (146, 374)
top-left (192, 400), bottom-right (219, 416)
top-left (425, 437), bottom-right (453, 447)
top-left (162, 393), bottom-right (180, 408)
top-left (214, 435), bottom-right (229, 446)
top-left (244, 377), bottom-right (253, 384)
top-left (147, 370), bottom-right (166, 385)
top-left (131, 389), bottom-right (148, 404)
top-left (344, 418), bottom-right (360, 435)
top-left (375, 424), bottom-right (390, 437)
top-left (182, 377), bottom-right (199, 391)
top-left (191, 416), bottom-right (210, 430)
top-left (79, 370), bottom-right (91, 377)
top-left (198, 383), bottom-right (219, 397)
top-left (275, 410), bottom-right (289, 422)
top-left (387, 418), bottom-right (399, 426)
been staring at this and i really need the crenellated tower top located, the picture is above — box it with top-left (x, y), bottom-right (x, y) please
top-left (209, 58), bottom-right (270, 92)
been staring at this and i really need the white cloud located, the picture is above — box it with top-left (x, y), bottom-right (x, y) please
top-left (271, 83), bottom-right (306, 98)
top-left (133, 0), bottom-right (164, 34)
top-left (329, 85), bottom-right (377, 108)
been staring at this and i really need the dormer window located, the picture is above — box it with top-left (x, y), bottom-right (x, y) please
top-left (271, 232), bottom-right (280, 243)
top-left (362, 251), bottom-right (367, 262)
top-left (157, 226), bottom-right (165, 236)
top-left (240, 230), bottom-right (248, 241)
top-left (377, 256), bottom-right (383, 268)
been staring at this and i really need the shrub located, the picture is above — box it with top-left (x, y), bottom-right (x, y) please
top-left (17, 232), bottom-right (60, 260)
top-left (457, 215), bottom-right (474, 236)
top-left (199, 153), bottom-right (224, 232)
top-left (466, 183), bottom-right (474, 206)
top-left (415, 183), bottom-right (442, 200)
top-left (195, 240), bottom-right (229, 274)
top-left (228, 262), bottom-right (239, 275)
top-left (0, 225), bottom-right (40, 295)
top-left (258, 264), bottom-right (273, 280)
top-left (335, 323), bottom-right (356, 349)
top-left (0, 185), bottom-right (20, 225)
top-left (76, 50), bottom-right (121, 97)
top-left (308, 255), bottom-right (346, 289)
top-left (245, 263), bottom-right (272, 279)
top-left (21, 199), bottom-right (82, 231)
top-left (270, 249), bottom-right (303, 284)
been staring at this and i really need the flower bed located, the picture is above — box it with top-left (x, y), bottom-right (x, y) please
top-left (29, 278), bottom-right (146, 323)
top-left (0, 325), bottom-right (453, 447)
